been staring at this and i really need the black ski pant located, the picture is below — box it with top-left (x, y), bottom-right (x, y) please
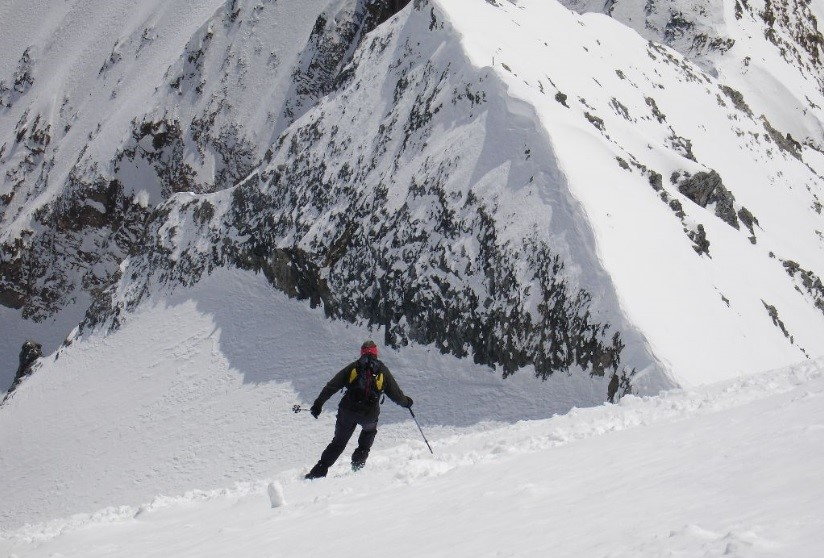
top-left (316, 408), bottom-right (378, 473)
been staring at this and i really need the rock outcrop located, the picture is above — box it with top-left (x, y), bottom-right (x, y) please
top-left (3, 340), bottom-right (42, 401)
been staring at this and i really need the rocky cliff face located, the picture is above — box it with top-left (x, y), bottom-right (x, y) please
top-left (1, 0), bottom-right (410, 325)
top-left (3, 340), bottom-right (41, 401)
top-left (0, 0), bottom-right (419, 390)
top-left (90, 2), bottom-right (641, 383)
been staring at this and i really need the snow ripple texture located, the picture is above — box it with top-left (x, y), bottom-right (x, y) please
top-left (1, 357), bottom-right (822, 557)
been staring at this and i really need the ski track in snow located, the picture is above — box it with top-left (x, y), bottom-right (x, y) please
top-left (1, 356), bottom-right (822, 556)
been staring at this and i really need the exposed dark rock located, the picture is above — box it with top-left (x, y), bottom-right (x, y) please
top-left (610, 98), bottom-right (631, 120)
top-left (719, 84), bottom-right (753, 117)
top-left (584, 112), bottom-right (604, 131)
top-left (668, 198), bottom-right (685, 219)
top-left (667, 132), bottom-right (695, 161)
top-left (686, 223), bottom-right (710, 256)
top-left (607, 368), bottom-right (636, 401)
top-left (617, 368), bottom-right (633, 397)
top-left (678, 170), bottom-right (740, 229)
top-left (759, 0), bottom-right (823, 90)
top-left (781, 259), bottom-right (824, 316)
top-left (761, 117), bottom-right (803, 160)
top-left (646, 41), bottom-right (706, 83)
top-left (554, 91), bottom-right (569, 107)
top-left (0, 48), bottom-right (35, 108)
top-left (4, 112), bottom-right (53, 202)
top-left (646, 171), bottom-right (711, 255)
top-left (115, 118), bottom-right (199, 196)
top-left (762, 300), bottom-right (793, 342)
top-left (0, 233), bottom-right (31, 311)
top-left (189, 118), bottom-right (257, 191)
top-left (607, 371), bottom-right (619, 402)
top-left (193, 200), bottom-right (215, 225)
top-left (735, 0), bottom-right (745, 19)
top-left (89, 60), bottom-right (631, 382)
top-left (664, 12), bottom-right (694, 43)
top-left (1, 173), bottom-right (153, 321)
top-left (167, 22), bottom-right (214, 96)
top-left (693, 34), bottom-right (735, 55)
top-left (98, 43), bottom-right (123, 76)
top-left (93, 163), bottom-right (627, 381)
top-left (3, 340), bottom-right (42, 397)
top-left (282, 0), bottom-right (413, 126)
top-left (737, 206), bottom-right (758, 236)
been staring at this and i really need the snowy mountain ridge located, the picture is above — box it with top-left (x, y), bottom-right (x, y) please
top-left (1, 0), bottom-right (822, 394)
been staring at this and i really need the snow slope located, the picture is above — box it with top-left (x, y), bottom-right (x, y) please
top-left (2, 358), bottom-right (822, 557)
top-left (560, 0), bottom-right (824, 145)
top-left (0, 268), bottom-right (614, 530)
top-left (436, 0), bottom-right (824, 381)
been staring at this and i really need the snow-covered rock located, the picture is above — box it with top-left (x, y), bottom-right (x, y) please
top-left (559, 0), bottom-right (824, 147)
top-left (2, 0), bottom-right (822, 395)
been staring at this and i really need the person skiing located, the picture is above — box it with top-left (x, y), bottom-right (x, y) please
top-left (305, 340), bottom-right (413, 479)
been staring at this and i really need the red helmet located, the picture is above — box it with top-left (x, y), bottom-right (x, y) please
top-left (360, 340), bottom-right (378, 357)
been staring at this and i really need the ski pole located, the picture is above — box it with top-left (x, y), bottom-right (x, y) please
top-left (408, 407), bottom-right (433, 454)
top-left (292, 404), bottom-right (311, 414)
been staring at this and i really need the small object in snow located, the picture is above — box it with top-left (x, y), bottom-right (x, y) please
top-left (267, 482), bottom-right (286, 508)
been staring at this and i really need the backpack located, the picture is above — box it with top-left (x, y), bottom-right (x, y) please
top-left (346, 356), bottom-right (385, 405)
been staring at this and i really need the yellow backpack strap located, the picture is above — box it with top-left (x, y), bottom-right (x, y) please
top-left (375, 372), bottom-right (384, 391)
top-left (348, 368), bottom-right (358, 383)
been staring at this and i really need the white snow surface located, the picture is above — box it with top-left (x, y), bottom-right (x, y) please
top-left (1, 346), bottom-right (822, 556)
top-left (0, 268), bottom-right (612, 530)
top-left (434, 0), bottom-right (824, 383)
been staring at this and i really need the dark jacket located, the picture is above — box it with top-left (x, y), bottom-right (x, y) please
top-left (314, 358), bottom-right (409, 420)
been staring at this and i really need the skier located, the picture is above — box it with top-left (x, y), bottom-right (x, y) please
top-left (607, 371), bottom-right (620, 403)
top-left (305, 340), bottom-right (413, 479)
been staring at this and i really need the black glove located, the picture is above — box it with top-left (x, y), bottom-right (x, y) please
top-left (310, 401), bottom-right (322, 418)
top-left (403, 396), bottom-right (413, 408)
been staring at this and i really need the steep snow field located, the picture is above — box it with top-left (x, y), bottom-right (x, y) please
top-left (0, 268), bottom-right (614, 530)
top-left (560, 0), bottom-right (824, 145)
top-left (2, 357), bottom-right (822, 557)
top-left (438, 0), bottom-right (824, 382)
